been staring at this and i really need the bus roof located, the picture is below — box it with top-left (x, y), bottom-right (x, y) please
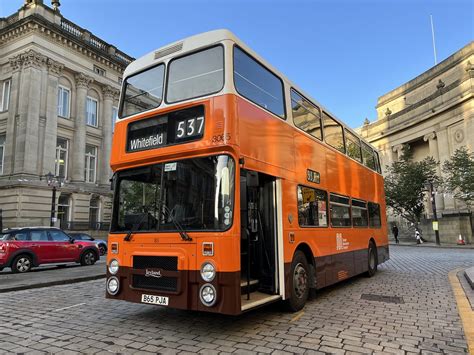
top-left (124, 29), bottom-right (377, 153)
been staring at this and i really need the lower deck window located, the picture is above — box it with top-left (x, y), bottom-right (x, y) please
top-left (330, 194), bottom-right (351, 227)
top-left (368, 202), bottom-right (381, 228)
top-left (297, 186), bottom-right (328, 227)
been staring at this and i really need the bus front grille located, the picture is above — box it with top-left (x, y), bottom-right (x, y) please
top-left (132, 274), bottom-right (178, 292)
top-left (133, 256), bottom-right (178, 271)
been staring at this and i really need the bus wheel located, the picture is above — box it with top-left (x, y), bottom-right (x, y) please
top-left (367, 242), bottom-right (378, 277)
top-left (286, 250), bottom-right (309, 312)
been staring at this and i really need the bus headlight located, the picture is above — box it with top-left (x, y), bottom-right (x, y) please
top-left (107, 276), bottom-right (120, 295)
top-left (108, 259), bottom-right (119, 275)
top-left (200, 262), bottom-right (216, 282)
top-left (199, 284), bottom-right (217, 307)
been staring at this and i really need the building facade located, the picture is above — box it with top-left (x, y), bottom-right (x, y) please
top-left (0, 0), bottom-right (133, 232)
top-left (358, 42), bottom-right (473, 243)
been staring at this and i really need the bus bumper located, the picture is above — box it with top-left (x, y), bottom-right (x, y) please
top-left (106, 267), bottom-right (241, 315)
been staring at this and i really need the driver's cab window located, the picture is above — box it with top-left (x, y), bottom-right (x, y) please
top-left (49, 230), bottom-right (70, 241)
top-left (30, 231), bottom-right (48, 241)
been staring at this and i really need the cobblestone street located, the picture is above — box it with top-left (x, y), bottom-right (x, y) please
top-left (0, 245), bottom-right (472, 354)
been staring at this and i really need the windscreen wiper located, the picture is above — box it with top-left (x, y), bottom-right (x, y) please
top-left (124, 212), bottom-right (149, 241)
top-left (159, 203), bottom-right (192, 242)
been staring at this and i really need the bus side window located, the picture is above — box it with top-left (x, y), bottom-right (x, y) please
top-left (351, 199), bottom-right (368, 227)
top-left (297, 186), bottom-right (328, 227)
top-left (322, 112), bottom-right (345, 153)
top-left (291, 89), bottom-right (322, 141)
top-left (329, 194), bottom-right (351, 227)
top-left (368, 202), bottom-right (381, 228)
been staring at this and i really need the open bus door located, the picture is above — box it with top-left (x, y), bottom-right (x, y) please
top-left (240, 170), bottom-right (281, 311)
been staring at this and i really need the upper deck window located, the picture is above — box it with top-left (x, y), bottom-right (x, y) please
top-left (167, 46), bottom-right (224, 103)
top-left (345, 129), bottom-right (362, 162)
top-left (291, 89), bottom-right (322, 140)
top-left (362, 143), bottom-right (376, 171)
top-left (120, 64), bottom-right (165, 118)
top-left (322, 112), bottom-right (345, 153)
top-left (233, 47), bottom-right (285, 119)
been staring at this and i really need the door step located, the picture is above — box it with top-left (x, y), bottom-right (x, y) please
top-left (241, 291), bottom-right (281, 311)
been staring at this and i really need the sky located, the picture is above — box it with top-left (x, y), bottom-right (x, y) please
top-left (1, 0), bottom-right (472, 128)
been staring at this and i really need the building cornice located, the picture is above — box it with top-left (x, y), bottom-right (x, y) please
top-left (376, 41), bottom-right (473, 108)
top-left (0, 13), bottom-right (134, 73)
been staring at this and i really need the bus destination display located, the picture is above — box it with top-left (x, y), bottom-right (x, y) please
top-left (126, 105), bottom-right (205, 153)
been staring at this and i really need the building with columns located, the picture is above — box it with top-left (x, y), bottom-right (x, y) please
top-left (358, 41), bottom-right (473, 243)
top-left (0, 0), bottom-right (133, 231)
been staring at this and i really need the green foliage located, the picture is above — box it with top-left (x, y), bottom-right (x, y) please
top-left (442, 147), bottom-right (474, 209)
top-left (384, 145), bottom-right (440, 225)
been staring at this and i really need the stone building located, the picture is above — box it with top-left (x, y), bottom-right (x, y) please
top-left (358, 41), bottom-right (473, 244)
top-left (0, 0), bottom-right (133, 232)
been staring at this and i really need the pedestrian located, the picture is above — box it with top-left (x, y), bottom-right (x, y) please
top-left (415, 228), bottom-right (423, 244)
top-left (391, 224), bottom-right (399, 244)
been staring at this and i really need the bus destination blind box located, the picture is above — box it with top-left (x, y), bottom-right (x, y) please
top-left (126, 105), bottom-right (205, 153)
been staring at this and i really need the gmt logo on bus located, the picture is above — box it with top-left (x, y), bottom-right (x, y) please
top-left (126, 105), bottom-right (205, 153)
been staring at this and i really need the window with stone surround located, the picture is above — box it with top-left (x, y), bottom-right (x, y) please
top-left (85, 144), bottom-right (97, 183)
top-left (86, 96), bottom-right (98, 127)
top-left (55, 138), bottom-right (69, 179)
top-left (89, 196), bottom-right (100, 227)
top-left (0, 134), bottom-right (5, 175)
top-left (0, 79), bottom-right (11, 112)
top-left (57, 86), bottom-right (70, 118)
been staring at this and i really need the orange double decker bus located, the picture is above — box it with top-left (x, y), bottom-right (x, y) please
top-left (106, 30), bottom-right (389, 315)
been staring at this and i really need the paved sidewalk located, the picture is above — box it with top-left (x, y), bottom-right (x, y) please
top-left (0, 259), bottom-right (106, 293)
top-left (389, 241), bottom-right (474, 249)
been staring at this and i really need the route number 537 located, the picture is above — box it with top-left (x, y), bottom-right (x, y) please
top-left (176, 116), bottom-right (204, 139)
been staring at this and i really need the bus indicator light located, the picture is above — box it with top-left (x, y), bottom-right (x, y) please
top-left (202, 242), bottom-right (214, 256)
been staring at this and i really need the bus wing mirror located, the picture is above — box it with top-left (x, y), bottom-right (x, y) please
top-left (110, 173), bottom-right (117, 191)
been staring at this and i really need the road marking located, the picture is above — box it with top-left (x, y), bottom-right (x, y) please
top-left (53, 302), bottom-right (86, 312)
top-left (290, 311), bottom-right (304, 322)
top-left (448, 268), bottom-right (474, 354)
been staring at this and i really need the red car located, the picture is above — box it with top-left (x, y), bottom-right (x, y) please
top-left (0, 227), bottom-right (100, 273)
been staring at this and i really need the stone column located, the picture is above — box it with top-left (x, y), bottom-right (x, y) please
top-left (13, 50), bottom-right (47, 175)
top-left (42, 59), bottom-right (63, 176)
top-left (71, 73), bottom-right (92, 182)
top-left (423, 132), bottom-right (444, 211)
top-left (100, 85), bottom-right (119, 185)
top-left (437, 128), bottom-right (455, 211)
top-left (3, 56), bottom-right (23, 175)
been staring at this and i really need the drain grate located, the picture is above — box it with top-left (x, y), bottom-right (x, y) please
top-left (361, 294), bottom-right (404, 304)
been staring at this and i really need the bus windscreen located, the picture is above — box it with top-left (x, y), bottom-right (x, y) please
top-left (112, 155), bottom-right (235, 233)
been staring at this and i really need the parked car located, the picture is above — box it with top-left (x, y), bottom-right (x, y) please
top-left (0, 227), bottom-right (100, 273)
top-left (68, 233), bottom-right (107, 256)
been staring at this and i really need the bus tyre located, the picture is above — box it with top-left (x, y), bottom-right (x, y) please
top-left (367, 242), bottom-right (378, 277)
top-left (286, 250), bottom-right (309, 312)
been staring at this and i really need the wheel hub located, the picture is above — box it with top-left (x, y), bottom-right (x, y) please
top-left (293, 263), bottom-right (308, 299)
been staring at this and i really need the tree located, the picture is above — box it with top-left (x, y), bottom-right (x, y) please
top-left (442, 147), bottom-right (474, 210)
top-left (384, 145), bottom-right (440, 226)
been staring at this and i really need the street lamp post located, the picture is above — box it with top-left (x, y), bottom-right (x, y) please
top-left (426, 181), bottom-right (441, 245)
top-left (46, 172), bottom-right (64, 227)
